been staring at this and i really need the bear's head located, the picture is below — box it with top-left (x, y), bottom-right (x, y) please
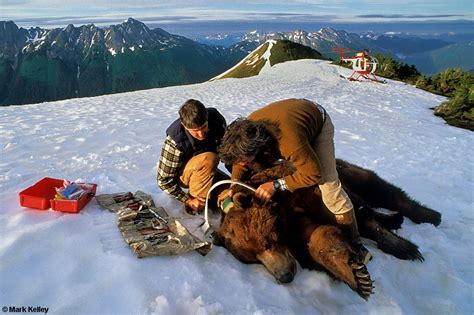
top-left (214, 190), bottom-right (297, 284)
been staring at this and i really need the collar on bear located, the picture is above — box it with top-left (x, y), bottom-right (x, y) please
top-left (201, 179), bottom-right (257, 240)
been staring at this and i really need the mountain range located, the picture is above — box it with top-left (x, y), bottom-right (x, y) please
top-left (200, 28), bottom-right (472, 75)
top-left (0, 18), bottom-right (245, 106)
top-left (405, 41), bottom-right (474, 74)
top-left (233, 29), bottom-right (468, 67)
top-left (1, 18), bottom-right (472, 106)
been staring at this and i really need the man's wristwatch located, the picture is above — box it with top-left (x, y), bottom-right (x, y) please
top-left (273, 180), bottom-right (281, 191)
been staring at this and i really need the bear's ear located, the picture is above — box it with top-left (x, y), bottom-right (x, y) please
top-left (233, 192), bottom-right (253, 209)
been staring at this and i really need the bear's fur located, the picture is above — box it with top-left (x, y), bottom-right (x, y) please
top-left (214, 159), bottom-right (441, 299)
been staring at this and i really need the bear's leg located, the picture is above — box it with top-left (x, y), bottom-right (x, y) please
top-left (308, 225), bottom-right (373, 299)
top-left (337, 159), bottom-right (441, 226)
top-left (389, 195), bottom-right (441, 226)
top-left (360, 216), bottom-right (424, 261)
top-left (370, 210), bottom-right (404, 230)
top-left (356, 205), bottom-right (404, 231)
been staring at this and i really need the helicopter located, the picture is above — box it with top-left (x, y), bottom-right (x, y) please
top-left (332, 47), bottom-right (385, 83)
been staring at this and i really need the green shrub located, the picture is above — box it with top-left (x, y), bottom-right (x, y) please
top-left (434, 81), bottom-right (474, 130)
top-left (374, 54), bottom-right (420, 83)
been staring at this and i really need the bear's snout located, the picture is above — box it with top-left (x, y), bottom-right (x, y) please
top-left (277, 271), bottom-right (295, 284)
top-left (257, 248), bottom-right (297, 284)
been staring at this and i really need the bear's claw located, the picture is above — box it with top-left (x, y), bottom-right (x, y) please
top-left (351, 259), bottom-right (374, 299)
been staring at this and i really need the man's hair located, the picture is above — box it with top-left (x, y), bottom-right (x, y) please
top-left (219, 118), bottom-right (281, 166)
top-left (179, 99), bottom-right (208, 129)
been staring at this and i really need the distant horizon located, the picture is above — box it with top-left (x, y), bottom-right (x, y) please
top-left (153, 19), bottom-right (474, 38)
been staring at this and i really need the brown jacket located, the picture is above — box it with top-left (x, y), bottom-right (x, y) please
top-left (233, 98), bottom-right (325, 191)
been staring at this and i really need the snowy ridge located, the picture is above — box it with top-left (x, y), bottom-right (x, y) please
top-left (259, 39), bottom-right (276, 72)
top-left (1, 60), bottom-right (473, 314)
top-left (211, 39), bottom-right (275, 80)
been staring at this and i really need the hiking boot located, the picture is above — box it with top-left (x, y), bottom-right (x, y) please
top-left (335, 209), bottom-right (372, 264)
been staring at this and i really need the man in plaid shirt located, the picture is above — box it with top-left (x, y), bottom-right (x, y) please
top-left (157, 99), bottom-right (227, 214)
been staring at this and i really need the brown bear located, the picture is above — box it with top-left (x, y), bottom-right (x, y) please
top-left (213, 159), bottom-right (441, 299)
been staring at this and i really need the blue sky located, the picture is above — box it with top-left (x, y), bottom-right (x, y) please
top-left (1, 0), bottom-right (473, 36)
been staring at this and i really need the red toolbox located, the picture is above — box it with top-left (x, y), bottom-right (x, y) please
top-left (19, 177), bottom-right (97, 213)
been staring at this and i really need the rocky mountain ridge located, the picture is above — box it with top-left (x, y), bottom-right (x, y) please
top-left (238, 27), bottom-right (451, 58)
top-left (0, 18), bottom-right (243, 106)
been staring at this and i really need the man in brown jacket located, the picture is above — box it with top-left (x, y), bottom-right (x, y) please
top-left (219, 98), bottom-right (370, 261)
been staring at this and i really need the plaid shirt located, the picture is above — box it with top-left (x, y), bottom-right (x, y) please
top-left (156, 136), bottom-right (188, 202)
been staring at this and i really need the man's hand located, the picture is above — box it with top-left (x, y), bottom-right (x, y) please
top-left (255, 181), bottom-right (275, 203)
top-left (185, 196), bottom-right (205, 212)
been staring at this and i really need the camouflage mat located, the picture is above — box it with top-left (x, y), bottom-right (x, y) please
top-left (95, 191), bottom-right (212, 258)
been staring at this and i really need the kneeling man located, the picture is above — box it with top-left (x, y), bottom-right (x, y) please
top-left (157, 99), bottom-right (227, 214)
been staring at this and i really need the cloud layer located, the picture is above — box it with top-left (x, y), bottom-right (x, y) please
top-left (1, 0), bottom-right (472, 29)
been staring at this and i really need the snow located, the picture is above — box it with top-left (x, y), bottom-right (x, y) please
top-left (1, 60), bottom-right (473, 314)
top-left (108, 48), bottom-right (117, 56)
top-left (26, 30), bottom-right (47, 44)
top-left (260, 40), bottom-right (276, 72)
